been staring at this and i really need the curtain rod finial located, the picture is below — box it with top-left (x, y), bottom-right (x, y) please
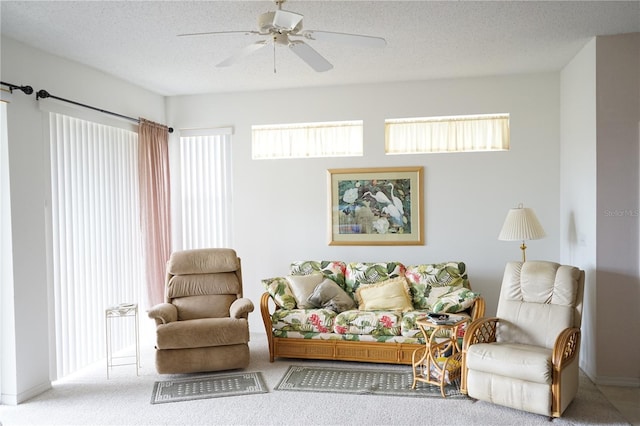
top-left (36, 89), bottom-right (50, 100)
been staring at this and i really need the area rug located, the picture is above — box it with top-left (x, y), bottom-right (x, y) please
top-left (275, 365), bottom-right (464, 398)
top-left (150, 371), bottom-right (268, 404)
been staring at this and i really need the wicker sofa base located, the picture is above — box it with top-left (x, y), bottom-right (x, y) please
top-left (270, 336), bottom-right (422, 365)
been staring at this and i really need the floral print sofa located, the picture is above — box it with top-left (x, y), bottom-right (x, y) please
top-left (260, 260), bottom-right (485, 365)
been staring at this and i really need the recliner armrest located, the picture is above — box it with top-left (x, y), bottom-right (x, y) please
top-left (147, 303), bottom-right (178, 325)
top-left (552, 327), bottom-right (581, 369)
top-left (460, 316), bottom-right (499, 394)
top-left (462, 316), bottom-right (499, 348)
top-left (230, 297), bottom-right (254, 319)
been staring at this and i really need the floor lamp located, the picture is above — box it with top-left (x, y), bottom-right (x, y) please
top-left (498, 203), bottom-right (546, 262)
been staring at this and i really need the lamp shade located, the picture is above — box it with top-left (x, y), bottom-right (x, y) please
top-left (498, 204), bottom-right (546, 241)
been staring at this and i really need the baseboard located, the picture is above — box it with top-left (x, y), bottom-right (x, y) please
top-left (1, 380), bottom-right (51, 405)
top-left (593, 375), bottom-right (640, 387)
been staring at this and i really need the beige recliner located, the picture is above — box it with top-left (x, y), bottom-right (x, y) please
top-left (461, 261), bottom-right (585, 417)
top-left (148, 248), bottom-right (254, 374)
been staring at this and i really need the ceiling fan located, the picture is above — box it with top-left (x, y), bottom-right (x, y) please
top-left (178, 0), bottom-right (387, 72)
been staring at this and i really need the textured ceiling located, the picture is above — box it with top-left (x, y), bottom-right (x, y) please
top-left (1, 1), bottom-right (639, 96)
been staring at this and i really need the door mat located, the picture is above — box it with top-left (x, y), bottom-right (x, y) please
top-left (150, 371), bottom-right (268, 404)
top-left (275, 365), bottom-right (464, 398)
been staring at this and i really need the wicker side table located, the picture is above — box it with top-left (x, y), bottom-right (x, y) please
top-left (411, 315), bottom-right (467, 397)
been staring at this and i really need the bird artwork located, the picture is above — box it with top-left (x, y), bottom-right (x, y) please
top-left (362, 190), bottom-right (392, 206)
top-left (339, 178), bottom-right (411, 236)
top-left (382, 204), bottom-right (403, 225)
top-left (386, 183), bottom-right (404, 215)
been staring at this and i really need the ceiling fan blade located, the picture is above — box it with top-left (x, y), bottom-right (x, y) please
top-left (178, 30), bottom-right (259, 37)
top-left (300, 30), bottom-right (387, 48)
top-left (288, 40), bottom-right (333, 72)
top-left (217, 40), bottom-right (269, 67)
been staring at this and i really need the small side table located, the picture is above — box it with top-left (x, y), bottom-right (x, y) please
top-left (411, 315), bottom-right (468, 397)
top-left (105, 303), bottom-right (140, 378)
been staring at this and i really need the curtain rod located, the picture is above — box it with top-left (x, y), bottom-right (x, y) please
top-left (36, 89), bottom-right (174, 133)
top-left (1, 81), bottom-right (34, 95)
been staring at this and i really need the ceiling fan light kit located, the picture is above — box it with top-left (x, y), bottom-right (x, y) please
top-left (259, 10), bottom-right (303, 33)
top-left (179, 0), bottom-right (386, 73)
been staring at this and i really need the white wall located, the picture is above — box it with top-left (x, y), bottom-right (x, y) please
top-left (0, 36), bottom-right (166, 404)
top-left (560, 38), bottom-right (598, 378)
top-left (166, 73), bottom-right (561, 334)
top-left (560, 33), bottom-right (640, 386)
top-left (594, 33), bottom-right (639, 384)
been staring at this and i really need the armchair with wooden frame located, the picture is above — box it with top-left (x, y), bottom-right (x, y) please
top-left (461, 261), bottom-right (585, 418)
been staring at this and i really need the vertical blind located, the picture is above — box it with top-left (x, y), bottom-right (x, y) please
top-left (385, 113), bottom-right (510, 154)
top-left (252, 120), bottom-right (363, 159)
top-left (179, 131), bottom-right (233, 249)
top-left (49, 113), bottom-right (144, 378)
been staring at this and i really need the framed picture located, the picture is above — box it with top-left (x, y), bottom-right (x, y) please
top-left (327, 166), bottom-right (424, 245)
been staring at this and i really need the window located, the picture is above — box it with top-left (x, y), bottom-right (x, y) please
top-left (178, 129), bottom-right (233, 249)
top-left (48, 113), bottom-right (143, 378)
top-left (252, 120), bottom-right (363, 159)
top-left (385, 113), bottom-right (510, 154)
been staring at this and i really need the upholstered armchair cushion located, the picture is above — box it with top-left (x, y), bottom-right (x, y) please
top-left (156, 318), bottom-right (250, 349)
top-left (465, 342), bottom-right (552, 383)
top-left (496, 262), bottom-right (582, 347)
top-left (167, 248), bottom-right (240, 275)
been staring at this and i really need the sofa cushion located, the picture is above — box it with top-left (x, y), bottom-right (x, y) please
top-left (430, 286), bottom-right (480, 313)
top-left (345, 261), bottom-right (406, 293)
top-left (271, 308), bottom-right (337, 333)
top-left (307, 278), bottom-right (356, 313)
top-left (262, 276), bottom-right (296, 310)
top-left (355, 277), bottom-right (413, 312)
top-left (334, 310), bottom-right (402, 336)
top-left (405, 262), bottom-right (470, 309)
top-left (290, 260), bottom-right (347, 289)
top-left (286, 273), bottom-right (324, 309)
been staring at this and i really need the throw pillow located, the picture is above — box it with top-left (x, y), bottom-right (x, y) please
top-left (262, 277), bottom-right (296, 310)
top-left (286, 273), bottom-right (325, 309)
top-left (307, 278), bottom-right (356, 313)
top-left (430, 286), bottom-right (480, 314)
top-left (424, 278), bottom-right (466, 308)
top-left (355, 277), bottom-right (413, 312)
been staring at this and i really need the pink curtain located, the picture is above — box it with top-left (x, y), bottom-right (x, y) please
top-left (138, 118), bottom-right (172, 307)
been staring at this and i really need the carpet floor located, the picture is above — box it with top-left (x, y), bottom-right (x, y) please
top-left (0, 332), bottom-right (632, 426)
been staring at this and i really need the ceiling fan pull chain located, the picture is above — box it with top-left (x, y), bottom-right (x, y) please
top-left (273, 40), bottom-right (277, 73)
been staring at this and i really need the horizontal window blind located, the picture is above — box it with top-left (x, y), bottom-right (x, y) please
top-left (49, 113), bottom-right (144, 378)
top-left (252, 120), bottom-right (363, 159)
top-left (385, 113), bottom-right (510, 154)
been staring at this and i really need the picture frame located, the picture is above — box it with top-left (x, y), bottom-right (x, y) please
top-left (327, 166), bottom-right (424, 245)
